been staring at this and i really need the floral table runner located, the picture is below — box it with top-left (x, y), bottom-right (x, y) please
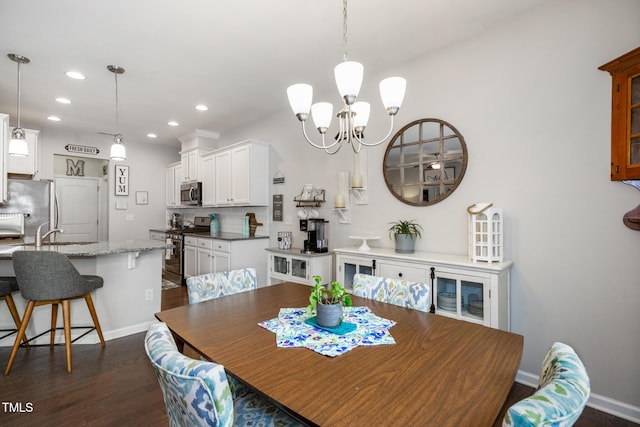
top-left (258, 306), bottom-right (396, 357)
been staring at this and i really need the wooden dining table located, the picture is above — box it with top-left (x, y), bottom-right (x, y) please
top-left (155, 282), bottom-right (523, 426)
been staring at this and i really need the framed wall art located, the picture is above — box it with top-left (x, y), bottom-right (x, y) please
top-left (115, 164), bottom-right (129, 196)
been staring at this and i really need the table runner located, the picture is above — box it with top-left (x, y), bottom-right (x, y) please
top-left (258, 306), bottom-right (396, 357)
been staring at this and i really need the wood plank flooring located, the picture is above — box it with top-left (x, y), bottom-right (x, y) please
top-left (0, 285), bottom-right (635, 426)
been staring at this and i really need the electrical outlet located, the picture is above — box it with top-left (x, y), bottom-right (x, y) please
top-left (145, 289), bottom-right (153, 301)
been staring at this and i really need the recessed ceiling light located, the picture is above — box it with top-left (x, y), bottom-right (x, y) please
top-left (168, 121), bottom-right (179, 127)
top-left (47, 116), bottom-right (62, 122)
top-left (147, 133), bottom-right (157, 138)
top-left (56, 97), bottom-right (71, 104)
top-left (195, 104), bottom-right (208, 111)
top-left (65, 71), bottom-right (86, 80)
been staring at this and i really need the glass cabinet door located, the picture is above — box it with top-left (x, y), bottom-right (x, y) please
top-left (435, 271), bottom-right (489, 326)
top-left (342, 262), bottom-right (373, 290)
top-left (291, 259), bottom-right (307, 279)
top-left (273, 255), bottom-right (288, 275)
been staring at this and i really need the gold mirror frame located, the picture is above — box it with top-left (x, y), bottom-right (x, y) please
top-left (383, 118), bottom-right (468, 206)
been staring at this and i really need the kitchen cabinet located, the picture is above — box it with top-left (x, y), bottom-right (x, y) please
top-left (214, 140), bottom-right (269, 206)
top-left (599, 46), bottom-right (640, 180)
top-left (334, 247), bottom-right (512, 331)
top-left (266, 248), bottom-right (333, 286)
top-left (183, 234), bottom-right (269, 285)
top-left (181, 149), bottom-right (202, 183)
top-left (8, 127), bottom-right (39, 176)
top-left (200, 152), bottom-right (215, 205)
top-left (165, 162), bottom-right (182, 207)
top-left (0, 113), bottom-right (8, 202)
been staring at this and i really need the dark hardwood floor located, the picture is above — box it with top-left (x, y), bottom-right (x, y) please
top-left (0, 285), bottom-right (636, 426)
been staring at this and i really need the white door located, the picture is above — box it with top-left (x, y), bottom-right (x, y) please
top-left (54, 177), bottom-right (99, 242)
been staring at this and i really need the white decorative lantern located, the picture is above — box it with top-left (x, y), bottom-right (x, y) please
top-left (467, 203), bottom-right (503, 263)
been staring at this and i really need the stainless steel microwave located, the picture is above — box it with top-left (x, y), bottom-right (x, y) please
top-left (180, 182), bottom-right (202, 206)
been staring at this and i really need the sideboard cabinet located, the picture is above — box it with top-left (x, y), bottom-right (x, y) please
top-left (334, 247), bottom-right (513, 331)
top-left (266, 248), bottom-right (333, 286)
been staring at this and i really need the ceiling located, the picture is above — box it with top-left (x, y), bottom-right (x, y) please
top-left (0, 0), bottom-right (551, 148)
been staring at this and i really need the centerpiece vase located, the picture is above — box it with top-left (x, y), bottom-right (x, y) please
top-left (316, 302), bottom-right (343, 328)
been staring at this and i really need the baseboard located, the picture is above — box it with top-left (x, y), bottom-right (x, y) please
top-left (516, 369), bottom-right (640, 424)
top-left (0, 322), bottom-right (154, 346)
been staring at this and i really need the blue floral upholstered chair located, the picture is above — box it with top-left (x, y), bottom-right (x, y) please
top-left (502, 341), bottom-right (590, 427)
top-left (145, 322), bottom-right (305, 427)
top-left (352, 273), bottom-right (429, 312)
top-left (186, 268), bottom-right (257, 304)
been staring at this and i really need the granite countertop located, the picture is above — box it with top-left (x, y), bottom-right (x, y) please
top-left (183, 231), bottom-right (269, 241)
top-left (265, 247), bottom-right (333, 257)
top-left (0, 239), bottom-right (169, 259)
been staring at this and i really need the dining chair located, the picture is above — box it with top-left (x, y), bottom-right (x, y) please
top-left (4, 250), bottom-right (106, 375)
top-left (186, 267), bottom-right (257, 304)
top-left (0, 277), bottom-right (25, 342)
top-left (502, 341), bottom-right (590, 427)
top-left (145, 322), bottom-right (305, 427)
top-left (352, 273), bottom-right (430, 312)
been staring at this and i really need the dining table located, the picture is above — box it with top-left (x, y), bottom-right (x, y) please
top-left (155, 282), bottom-right (523, 426)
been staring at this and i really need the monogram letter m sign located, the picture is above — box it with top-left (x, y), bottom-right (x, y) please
top-left (115, 165), bottom-right (129, 196)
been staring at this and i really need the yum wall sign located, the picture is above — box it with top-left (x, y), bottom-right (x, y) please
top-left (115, 165), bottom-right (129, 196)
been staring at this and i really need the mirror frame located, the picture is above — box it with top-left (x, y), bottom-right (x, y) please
top-left (382, 118), bottom-right (468, 206)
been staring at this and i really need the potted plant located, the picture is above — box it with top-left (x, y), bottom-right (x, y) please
top-left (388, 219), bottom-right (423, 254)
top-left (307, 275), bottom-right (352, 328)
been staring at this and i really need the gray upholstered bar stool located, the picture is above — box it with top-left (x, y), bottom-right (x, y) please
top-left (0, 277), bottom-right (25, 342)
top-left (4, 251), bottom-right (106, 375)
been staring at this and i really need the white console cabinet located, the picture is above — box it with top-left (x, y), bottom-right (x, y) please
top-left (334, 247), bottom-right (513, 331)
top-left (266, 248), bottom-right (333, 286)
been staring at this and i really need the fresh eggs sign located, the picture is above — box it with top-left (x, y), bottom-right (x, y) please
top-left (115, 165), bottom-right (129, 196)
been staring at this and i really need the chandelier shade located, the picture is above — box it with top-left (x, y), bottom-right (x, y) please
top-left (286, 0), bottom-right (406, 154)
top-left (110, 138), bottom-right (126, 161)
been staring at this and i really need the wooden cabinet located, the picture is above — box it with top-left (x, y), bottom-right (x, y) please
top-left (200, 152), bottom-right (215, 205)
top-left (214, 140), bottom-right (269, 206)
top-left (8, 127), bottom-right (39, 176)
top-left (599, 47), bottom-right (640, 180)
top-left (165, 162), bottom-right (182, 206)
top-left (266, 248), bottom-right (333, 286)
top-left (183, 235), bottom-right (269, 285)
top-left (334, 247), bottom-right (513, 331)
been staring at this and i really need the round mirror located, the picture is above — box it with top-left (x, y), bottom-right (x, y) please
top-left (383, 118), bottom-right (468, 206)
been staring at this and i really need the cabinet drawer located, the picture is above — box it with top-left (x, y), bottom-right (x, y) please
top-left (184, 236), bottom-right (198, 246)
top-left (211, 240), bottom-right (230, 253)
top-left (378, 262), bottom-right (427, 283)
top-left (197, 238), bottom-right (213, 250)
top-left (149, 232), bottom-right (166, 241)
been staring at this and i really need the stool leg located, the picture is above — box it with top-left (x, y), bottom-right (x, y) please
top-left (50, 302), bottom-right (59, 346)
top-left (4, 300), bottom-right (35, 376)
top-left (4, 294), bottom-right (28, 345)
top-left (84, 294), bottom-right (105, 347)
top-left (62, 299), bottom-right (72, 372)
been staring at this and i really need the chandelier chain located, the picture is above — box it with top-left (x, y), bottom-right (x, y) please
top-left (342, 0), bottom-right (348, 62)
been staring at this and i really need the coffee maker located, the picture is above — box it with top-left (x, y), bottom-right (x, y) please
top-left (301, 219), bottom-right (329, 253)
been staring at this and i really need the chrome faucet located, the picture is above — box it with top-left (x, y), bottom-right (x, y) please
top-left (35, 222), bottom-right (64, 248)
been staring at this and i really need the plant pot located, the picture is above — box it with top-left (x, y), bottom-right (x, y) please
top-left (394, 233), bottom-right (417, 254)
top-left (316, 302), bottom-right (343, 328)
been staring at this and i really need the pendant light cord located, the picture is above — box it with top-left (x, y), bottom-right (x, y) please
top-left (114, 71), bottom-right (119, 133)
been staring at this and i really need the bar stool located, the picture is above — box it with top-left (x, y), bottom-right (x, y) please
top-left (4, 251), bottom-right (106, 375)
top-left (0, 277), bottom-right (25, 342)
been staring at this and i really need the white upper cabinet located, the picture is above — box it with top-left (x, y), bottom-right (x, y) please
top-left (214, 140), bottom-right (269, 206)
top-left (201, 152), bottom-right (215, 206)
top-left (8, 127), bottom-right (39, 176)
top-left (165, 162), bottom-right (182, 206)
top-left (180, 149), bottom-right (200, 182)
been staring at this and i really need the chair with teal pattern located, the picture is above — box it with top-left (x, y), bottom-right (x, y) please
top-left (145, 322), bottom-right (305, 427)
top-left (186, 268), bottom-right (257, 304)
top-left (502, 341), bottom-right (590, 427)
top-left (352, 273), bottom-right (429, 312)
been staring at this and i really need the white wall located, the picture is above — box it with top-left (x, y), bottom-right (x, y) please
top-left (37, 127), bottom-right (179, 240)
top-left (221, 0), bottom-right (640, 419)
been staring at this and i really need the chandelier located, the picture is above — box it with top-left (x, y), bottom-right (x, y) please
top-left (7, 54), bottom-right (31, 157)
top-left (286, 0), bottom-right (406, 155)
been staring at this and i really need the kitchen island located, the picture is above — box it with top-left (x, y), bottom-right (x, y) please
top-left (0, 239), bottom-right (167, 346)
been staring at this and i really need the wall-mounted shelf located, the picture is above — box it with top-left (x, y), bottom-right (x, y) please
top-left (333, 207), bottom-right (350, 224)
top-left (350, 187), bottom-right (367, 204)
top-left (294, 188), bottom-right (325, 208)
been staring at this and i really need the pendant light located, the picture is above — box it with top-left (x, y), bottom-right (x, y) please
top-left (107, 65), bottom-right (126, 161)
top-left (7, 54), bottom-right (31, 157)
